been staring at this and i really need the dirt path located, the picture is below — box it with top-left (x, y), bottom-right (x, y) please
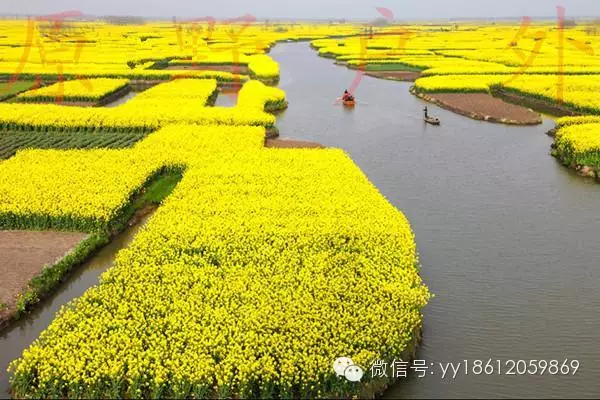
top-left (0, 231), bottom-right (87, 323)
top-left (412, 90), bottom-right (542, 125)
top-left (265, 138), bottom-right (325, 148)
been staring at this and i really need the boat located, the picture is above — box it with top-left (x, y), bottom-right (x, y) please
top-left (424, 116), bottom-right (440, 125)
top-left (343, 99), bottom-right (356, 107)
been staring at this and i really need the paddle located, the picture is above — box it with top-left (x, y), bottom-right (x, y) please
top-left (334, 97), bottom-right (367, 106)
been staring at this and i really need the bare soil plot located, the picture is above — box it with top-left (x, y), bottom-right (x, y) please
top-left (415, 91), bottom-right (542, 125)
top-left (265, 138), bottom-right (325, 148)
top-left (0, 231), bottom-right (87, 324)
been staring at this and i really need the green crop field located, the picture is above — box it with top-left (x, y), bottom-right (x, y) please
top-left (0, 131), bottom-right (147, 160)
top-left (0, 81), bottom-right (36, 101)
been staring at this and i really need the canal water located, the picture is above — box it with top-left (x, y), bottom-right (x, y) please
top-left (271, 42), bottom-right (600, 398)
top-left (214, 89), bottom-right (238, 107)
top-left (104, 91), bottom-right (137, 107)
top-left (0, 215), bottom-right (153, 398)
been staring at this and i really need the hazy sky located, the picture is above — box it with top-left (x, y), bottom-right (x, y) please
top-left (2, 0), bottom-right (599, 19)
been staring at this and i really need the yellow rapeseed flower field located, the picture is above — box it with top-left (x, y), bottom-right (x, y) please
top-left (6, 123), bottom-right (430, 398)
top-left (0, 79), bottom-right (278, 132)
top-left (556, 116), bottom-right (600, 128)
top-left (16, 78), bottom-right (129, 102)
top-left (5, 17), bottom-right (593, 398)
top-left (0, 20), bottom-right (428, 396)
top-left (554, 123), bottom-right (600, 168)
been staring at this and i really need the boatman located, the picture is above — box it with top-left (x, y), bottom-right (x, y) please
top-left (342, 90), bottom-right (354, 102)
top-left (424, 106), bottom-right (428, 118)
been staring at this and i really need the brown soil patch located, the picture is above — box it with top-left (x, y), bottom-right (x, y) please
top-left (365, 71), bottom-right (422, 82)
top-left (265, 127), bottom-right (279, 139)
top-left (0, 231), bottom-right (87, 323)
top-left (129, 80), bottom-right (163, 91)
top-left (166, 64), bottom-right (250, 74)
top-left (413, 89), bottom-right (542, 125)
top-left (36, 101), bottom-right (97, 107)
top-left (219, 85), bottom-right (244, 98)
top-left (265, 138), bottom-right (325, 149)
top-left (220, 81), bottom-right (247, 90)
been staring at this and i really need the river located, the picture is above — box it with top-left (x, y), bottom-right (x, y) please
top-left (271, 42), bottom-right (600, 399)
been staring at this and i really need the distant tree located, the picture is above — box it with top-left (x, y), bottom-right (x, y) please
top-left (370, 17), bottom-right (390, 27)
top-left (103, 16), bottom-right (145, 25)
top-left (584, 20), bottom-right (600, 35)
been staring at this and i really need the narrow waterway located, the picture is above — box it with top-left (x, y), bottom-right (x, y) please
top-left (214, 89), bottom-right (238, 107)
top-left (271, 42), bottom-right (600, 399)
top-left (104, 91), bottom-right (136, 107)
top-left (0, 214), bottom-right (153, 397)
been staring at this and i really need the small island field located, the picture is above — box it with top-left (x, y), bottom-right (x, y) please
top-left (411, 90), bottom-right (542, 125)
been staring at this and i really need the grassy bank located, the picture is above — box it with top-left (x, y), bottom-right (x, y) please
top-left (0, 81), bottom-right (36, 101)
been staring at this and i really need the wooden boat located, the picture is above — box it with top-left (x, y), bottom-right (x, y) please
top-left (424, 116), bottom-right (440, 125)
top-left (343, 99), bottom-right (356, 107)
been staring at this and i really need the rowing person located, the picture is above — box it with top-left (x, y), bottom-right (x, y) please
top-left (342, 89), bottom-right (354, 102)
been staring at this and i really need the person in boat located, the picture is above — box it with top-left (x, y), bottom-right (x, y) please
top-left (342, 89), bottom-right (354, 102)
top-left (423, 106), bottom-right (429, 118)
